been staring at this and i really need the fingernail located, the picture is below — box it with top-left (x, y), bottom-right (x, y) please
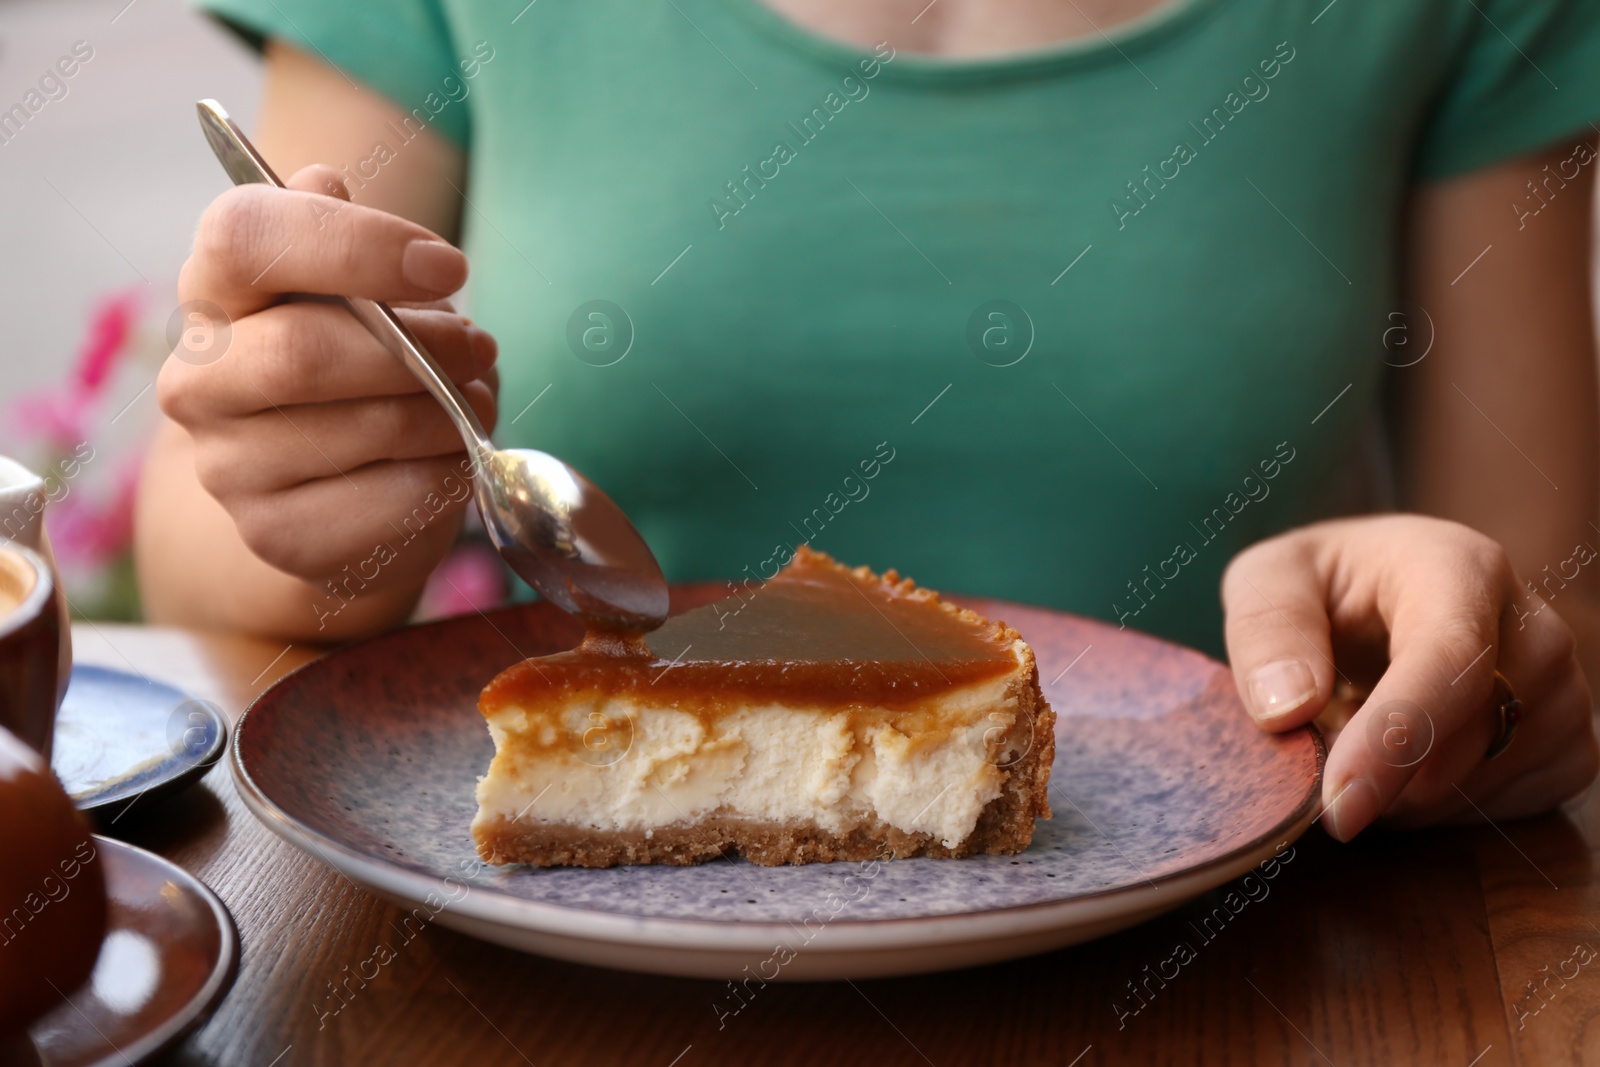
top-left (1322, 777), bottom-right (1381, 842)
top-left (402, 240), bottom-right (467, 293)
top-left (1247, 659), bottom-right (1316, 723)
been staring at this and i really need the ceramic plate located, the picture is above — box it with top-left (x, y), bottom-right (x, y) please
top-left (54, 666), bottom-right (227, 817)
top-left (27, 837), bottom-right (239, 1066)
top-left (233, 590), bottom-right (1324, 980)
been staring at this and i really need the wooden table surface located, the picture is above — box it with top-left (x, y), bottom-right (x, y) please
top-left (70, 622), bottom-right (1600, 1067)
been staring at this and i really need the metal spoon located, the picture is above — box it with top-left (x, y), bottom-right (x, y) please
top-left (195, 99), bottom-right (669, 631)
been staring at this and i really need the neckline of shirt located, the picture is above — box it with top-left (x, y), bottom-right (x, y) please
top-left (719, 0), bottom-right (1223, 85)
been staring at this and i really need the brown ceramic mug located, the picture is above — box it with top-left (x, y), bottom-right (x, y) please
top-left (0, 543), bottom-right (61, 762)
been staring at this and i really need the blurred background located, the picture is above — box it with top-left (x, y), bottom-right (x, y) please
top-left (2, 0), bottom-right (1599, 622)
top-left (1, 0), bottom-right (258, 619)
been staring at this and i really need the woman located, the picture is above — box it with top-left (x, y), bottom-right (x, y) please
top-left (137, 0), bottom-right (1600, 843)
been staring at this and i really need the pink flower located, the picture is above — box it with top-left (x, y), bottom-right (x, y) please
top-left (416, 543), bottom-right (507, 620)
top-left (50, 458), bottom-right (139, 571)
top-left (9, 392), bottom-right (90, 448)
top-left (73, 289), bottom-right (142, 394)
top-left (7, 286), bottom-right (143, 451)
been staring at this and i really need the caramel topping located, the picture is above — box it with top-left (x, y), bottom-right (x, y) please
top-left (481, 547), bottom-right (1020, 714)
top-left (574, 623), bottom-right (653, 660)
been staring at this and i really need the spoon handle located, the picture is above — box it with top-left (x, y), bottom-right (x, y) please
top-left (195, 99), bottom-right (494, 460)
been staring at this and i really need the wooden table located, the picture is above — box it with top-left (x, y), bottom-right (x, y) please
top-left (72, 622), bottom-right (1600, 1067)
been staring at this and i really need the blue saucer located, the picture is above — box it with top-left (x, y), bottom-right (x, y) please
top-left (52, 665), bottom-right (227, 818)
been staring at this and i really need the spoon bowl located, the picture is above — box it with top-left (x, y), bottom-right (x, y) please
top-left (477, 449), bottom-right (667, 628)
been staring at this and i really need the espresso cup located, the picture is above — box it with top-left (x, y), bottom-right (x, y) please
top-left (0, 544), bottom-right (61, 761)
top-left (0, 455), bottom-right (72, 711)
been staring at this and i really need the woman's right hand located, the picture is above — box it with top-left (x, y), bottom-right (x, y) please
top-left (157, 165), bottom-right (498, 611)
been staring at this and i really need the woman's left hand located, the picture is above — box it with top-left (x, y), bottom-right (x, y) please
top-left (1221, 514), bottom-right (1599, 841)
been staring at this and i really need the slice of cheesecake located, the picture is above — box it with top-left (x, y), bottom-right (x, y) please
top-left (471, 547), bottom-right (1054, 867)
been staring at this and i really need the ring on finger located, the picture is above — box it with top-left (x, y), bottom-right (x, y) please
top-left (1485, 670), bottom-right (1522, 761)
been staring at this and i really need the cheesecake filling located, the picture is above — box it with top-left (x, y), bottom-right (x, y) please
top-left (473, 665), bottom-right (1021, 848)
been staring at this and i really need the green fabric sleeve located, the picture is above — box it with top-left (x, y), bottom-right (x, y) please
top-left (1416, 0), bottom-right (1600, 180)
top-left (196, 0), bottom-right (471, 147)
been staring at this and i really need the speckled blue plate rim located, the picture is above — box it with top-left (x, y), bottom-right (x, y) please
top-left (231, 745), bottom-right (1323, 952)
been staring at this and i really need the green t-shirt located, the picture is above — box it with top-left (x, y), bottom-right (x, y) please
top-left (200, 0), bottom-right (1600, 657)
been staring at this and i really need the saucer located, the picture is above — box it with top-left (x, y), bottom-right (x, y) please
top-left (27, 836), bottom-right (238, 1066)
top-left (53, 665), bottom-right (227, 819)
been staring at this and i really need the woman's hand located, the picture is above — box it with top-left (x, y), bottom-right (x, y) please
top-left (1222, 514), bottom-right (1599, 841)
top-left (157, 165), bottom-right (497, 603)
